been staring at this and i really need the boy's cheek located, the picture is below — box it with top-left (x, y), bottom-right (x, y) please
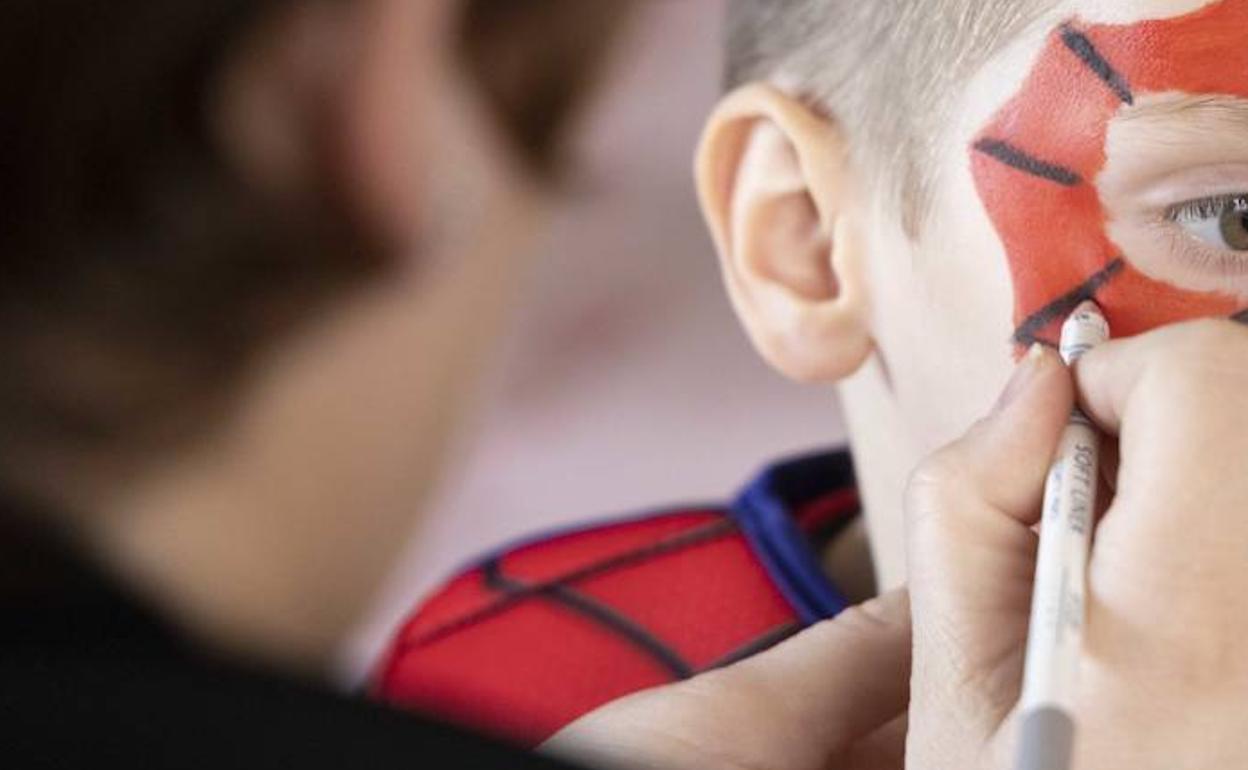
top-left (969, 0), bottom-right (1248, 353)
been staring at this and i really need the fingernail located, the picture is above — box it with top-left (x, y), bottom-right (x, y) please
top-left (994, 343), bottom-right (1047, 413)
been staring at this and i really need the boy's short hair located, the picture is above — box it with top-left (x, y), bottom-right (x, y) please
top-left (725, 0), bottom-right (1049, 235)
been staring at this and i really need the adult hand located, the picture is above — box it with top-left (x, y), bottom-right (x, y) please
top-left (543, 589), bottom-right (911, 770)
top-left (905, 319), bottom-right (1248, 769)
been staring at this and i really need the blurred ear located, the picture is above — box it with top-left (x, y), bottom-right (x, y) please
top-left (216, 0), bottom-right (448, 249)
top-left (695, 84), bottom-right (872, 383)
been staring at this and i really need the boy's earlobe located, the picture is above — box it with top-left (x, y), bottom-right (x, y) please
top-left (695, 84), bottom-right (872, 384)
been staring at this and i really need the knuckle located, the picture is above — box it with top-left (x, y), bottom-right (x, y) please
top-left (832, 604), bottom-right (885, 637)
top-left (907, 449), bottom-right (961, 495)
top-left (834, 592), bottom-right (910, 636)
top-left (905, 447), bottom-right (972, 526)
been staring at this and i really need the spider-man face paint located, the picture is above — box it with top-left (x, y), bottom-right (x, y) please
top-left (972, 0), bottom-right (1248, 348)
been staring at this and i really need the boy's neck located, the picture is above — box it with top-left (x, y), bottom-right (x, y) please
top-left (820, 517), bottom-right (877, 604)
top-left (838, 355), bottom-right (922, 592)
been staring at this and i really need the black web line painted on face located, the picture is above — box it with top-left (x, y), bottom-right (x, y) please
top-left (973, 139), bottom-right (1083, 186)
top-left (1060, 24), bottom-right (1135, 105)
top-left (973, 130), bottom-right (1121, 346)
top-left (1013, 258), bottom-right (1126, 346)
top-left (985, 23), bottom-right (1136, 346)
top-left (991, 24), bottom-right (1240, 346)
top-left (482, 558), bottom-right (696, 680)
top-left (975, 22), bottom-right (1134, 186)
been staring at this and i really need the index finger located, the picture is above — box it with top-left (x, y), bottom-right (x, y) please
top-left (1072, 319), bottom-right (1248, 438)
top-left (1073, 318), bottom-right (1248, 609)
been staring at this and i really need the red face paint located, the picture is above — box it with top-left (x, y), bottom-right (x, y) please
top-left (971, 0), bottom-right (1248, 348)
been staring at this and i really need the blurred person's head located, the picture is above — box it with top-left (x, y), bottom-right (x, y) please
top-left (697, 0), bottom-right (1248, 585)
top-left (0, 0), bottom-right (629, 670)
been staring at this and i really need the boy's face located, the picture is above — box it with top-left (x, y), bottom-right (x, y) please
top-left (872, 0), bottom-right (1248, 450)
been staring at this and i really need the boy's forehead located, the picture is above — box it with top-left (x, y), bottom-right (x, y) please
top-left (962, 0), bottom-right (1227, 115)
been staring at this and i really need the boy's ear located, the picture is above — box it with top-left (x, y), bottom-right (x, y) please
top-left (695, 83), bottom-right (872, 383)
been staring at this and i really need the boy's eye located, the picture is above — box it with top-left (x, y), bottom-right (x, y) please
top-left (1168, 194), bottom-right (1248, 252)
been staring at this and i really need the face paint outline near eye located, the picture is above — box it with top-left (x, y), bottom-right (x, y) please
top-left (970, 2), bottom-right (1248, 346)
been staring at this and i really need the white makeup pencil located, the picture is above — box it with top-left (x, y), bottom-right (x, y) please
top-left (1014, 300), bottom-right (1109, 770)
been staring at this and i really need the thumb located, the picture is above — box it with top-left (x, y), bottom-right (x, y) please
top-left (905, 345), bottom-right (1072, 754)
top-left (544, 590), bottom-right (911, 770)
top-left (717, 588), bottom-right (912, 749)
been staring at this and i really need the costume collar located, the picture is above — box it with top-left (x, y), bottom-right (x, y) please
top-left (729, 450), bottom-right (859, 625)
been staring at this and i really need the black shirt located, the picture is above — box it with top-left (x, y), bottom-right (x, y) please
top-left (0, 515), bottom-right (585, 769)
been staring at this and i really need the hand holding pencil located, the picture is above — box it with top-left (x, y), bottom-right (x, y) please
top-left (905, 316), bottom-right (1248, 770)
top-left (1014, 302), bottom-right (1109, 770)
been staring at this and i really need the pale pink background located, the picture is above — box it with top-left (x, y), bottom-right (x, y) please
top-left (343, 0), bottom-right (847, 682)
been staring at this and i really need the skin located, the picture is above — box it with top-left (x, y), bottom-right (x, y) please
top-left (905, 322), bottom-right (1248, 769)
top-left (691, 0), bottom-right (1248, 590)
top-left (553, 0), bottom-right (1248, 767)
top-left (555, 327), bottom-right (1248, 769)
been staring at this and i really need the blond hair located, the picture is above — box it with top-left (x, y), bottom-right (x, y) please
top-left (727, 0), bottom-right (1050, 235)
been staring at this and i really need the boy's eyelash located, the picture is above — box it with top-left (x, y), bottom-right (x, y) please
top-left (1165, 193), bottom-right (1248, 222)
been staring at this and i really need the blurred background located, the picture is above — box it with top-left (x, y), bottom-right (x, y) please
top-left (346, 0), bottom-right (846, 679)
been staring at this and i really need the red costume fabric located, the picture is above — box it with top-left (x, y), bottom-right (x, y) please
top-left (372, 451), bottom-right (859, 746)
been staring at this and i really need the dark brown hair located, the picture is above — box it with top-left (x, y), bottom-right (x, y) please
top-left (0, 0), bottom-right (633, 497)
top-left (461, 0), bottom-right (636, 175)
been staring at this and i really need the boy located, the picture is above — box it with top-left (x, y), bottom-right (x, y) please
top-left (376, 0), bottom-right (1248, 758)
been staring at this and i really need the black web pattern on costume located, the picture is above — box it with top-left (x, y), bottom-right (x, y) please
top-left (394, 515), bottom-right (805, 682)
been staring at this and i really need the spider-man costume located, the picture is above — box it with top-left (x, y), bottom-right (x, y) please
top-left (372, 450), bottom-right (860, 746)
